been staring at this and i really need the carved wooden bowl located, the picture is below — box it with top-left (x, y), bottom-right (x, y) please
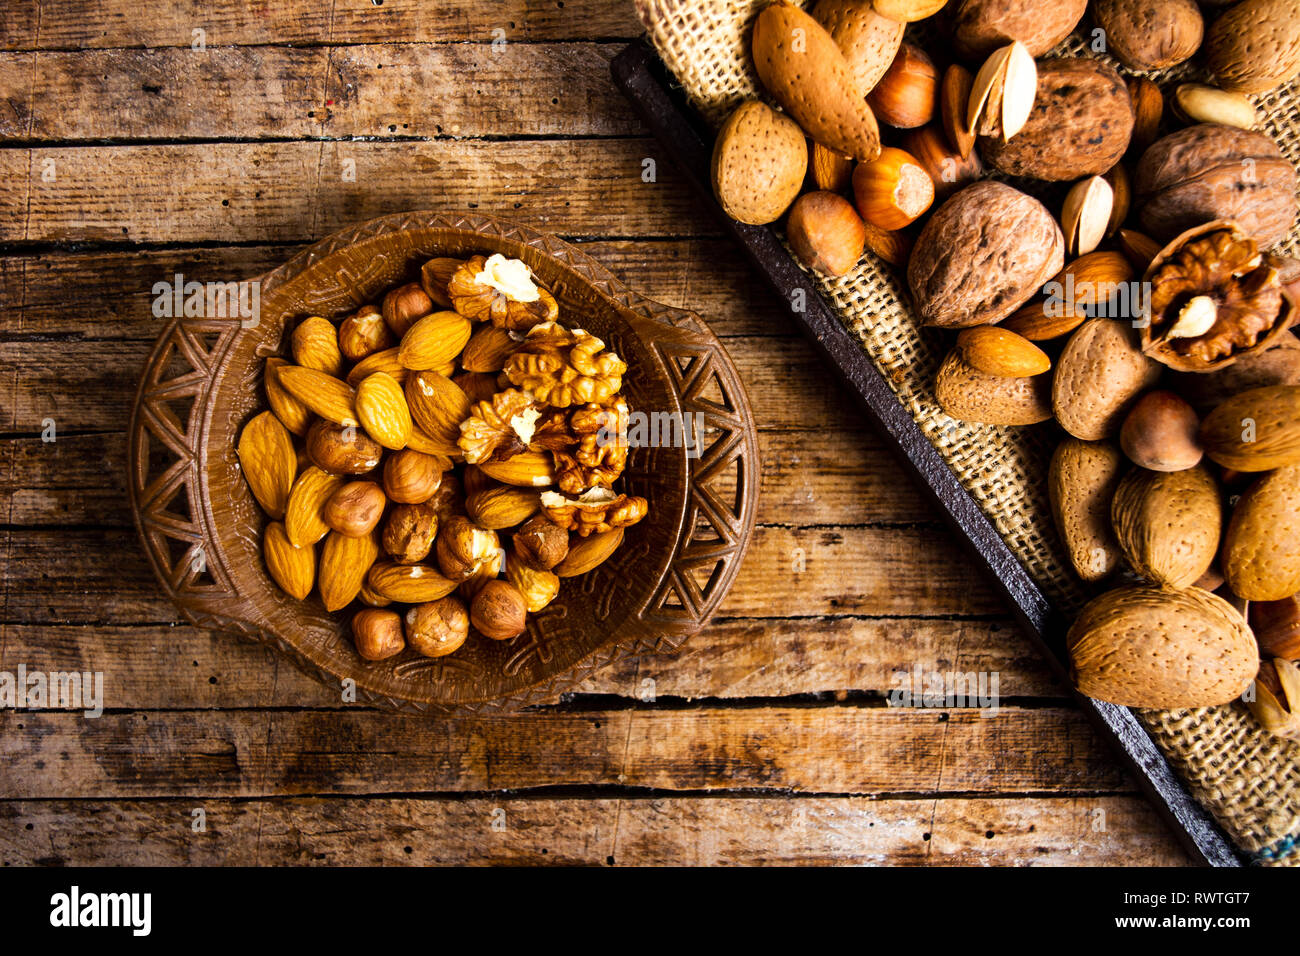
top-left (127, 212), bottom-right (759, 714)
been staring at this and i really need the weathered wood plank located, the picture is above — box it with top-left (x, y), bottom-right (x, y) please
top-left (2, 140), bottom-right (701, 244)
top-left (0, 706), bottom-right (1127, 798)
top-left (1, 239), bottom-right (795, 340)
top-left (0, 44), bottom-right (641, 141)
top-left (0, 615), bottom-right (1058, 709)
top-left (0, 427), bottom-right (934, 528)
top-left (1, 0), bottom-right (643, 51)
top-left (0, 336), bottom-right (859, 433)
top-left (0, 524), bottom-right (1000, 624)
top-left (0, 796), bottom-right (1187, 866)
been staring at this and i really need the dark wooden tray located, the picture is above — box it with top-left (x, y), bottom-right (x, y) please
top-left (611, 39), bottom-right (1241, 867)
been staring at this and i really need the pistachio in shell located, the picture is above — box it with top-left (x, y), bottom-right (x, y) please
top-left (933, 350), bottom-right (1052, 426)
top-left (1052, 319), bottom-right (1162, 441)
top-left (1222, 465), bottom-right (1300, 602)
top-left (1110, 465), bottom-right (1223, 589)
top-left (1067, 585), bottom-right (1258, 709)
top-left (907, 181), bottom-right (1064, 328)
top-left (1048, 438), bottom-right (1125, 582)
top-left (1200, 384), bottom-right (1300, 471)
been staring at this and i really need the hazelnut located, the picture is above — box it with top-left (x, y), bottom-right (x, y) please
top-left (425, 472), bottom-right (465, 523)
top-left (1119, 391), bottom-right (1204, 472)
top-left (306, 419), bottom-right (384, 475)
top-left (351, 608), bottom-right (405, 661)
top-left (512, 514), bottom-right (570, 570)
top-left (405, 596), bottom-right (470, 658)
top-left (338, 304), bottom-right (394, 362)
top-left (382, 449), bottom-right (444, 504)
top-left (436, 514), bottom-right (501, 581)
top-left (470, 579), bottom-right (528, 641)
top-left (324, 480), bottom-right (387, 537)
top-left (506, 552), bottom-right (560, 612)
top-left (852, 147), bottom-right (934, 231)
top-left (458, 545), bottom-right (504, 601)
top-left (867, 42), bottom-right (937, 130)
top-left (382, 282), bottom-right (433, 337)
top-left (785, 191), bottom-right (866, 278)
top-left (382, 502), bottom-right (438, 564)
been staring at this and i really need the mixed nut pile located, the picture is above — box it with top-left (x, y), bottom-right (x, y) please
top-left (237, 253), bottom-right (648, 662)
top-left (714, 0), bottom-right (1300, 735)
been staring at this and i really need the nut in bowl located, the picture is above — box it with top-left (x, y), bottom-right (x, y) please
top-left (128, 213), bottom-right (758, 713)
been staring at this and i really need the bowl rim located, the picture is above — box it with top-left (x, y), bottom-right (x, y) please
top-left (128, 211), bottom-right (761, 714)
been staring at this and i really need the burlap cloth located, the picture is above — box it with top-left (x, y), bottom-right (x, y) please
top-left (636, 0), bottom-right (1300, 865)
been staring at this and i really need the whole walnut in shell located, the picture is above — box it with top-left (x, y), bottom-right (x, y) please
top-left (1135, 125), bottom-right (1297, 249)
top-left (949, 0), bottom-right (1088, 60)
top-left (979, 59), bottom-right (1134, 182)
top-left (1090, 0), bottom-right (1203, 71)
top-left (907, 182), bottom-right (1064, 328)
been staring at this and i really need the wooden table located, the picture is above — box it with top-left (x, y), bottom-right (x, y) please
top-left (0, 0), bottom-right (1189, 865)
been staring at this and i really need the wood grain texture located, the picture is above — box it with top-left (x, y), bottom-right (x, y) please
top-left (0, 525), bottom-right (1001, 624)
top-left (1, 0), bottom-right (644, 51)
top-left (0, 797), bottom-right (1188, 866)
top-left (0, 706), bottom-right (1128, 799)
top-left (0, 616), bottom-right (1059, 709)
top-left (0, 336), bottom-right (857, 431)
top-left (0, 44), bottom-right (641, 140)
top-left (1, 240), bottom-right (793, 339)
top-left (0, 428), bottom-right (935, 527)
top-left (1, 140), bottom-right (698, 243)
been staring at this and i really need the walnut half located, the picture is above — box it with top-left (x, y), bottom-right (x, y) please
top-left (1143, 221), bottom-right (1295, 372)
top-left (540, 487), bottom-right (647, 537)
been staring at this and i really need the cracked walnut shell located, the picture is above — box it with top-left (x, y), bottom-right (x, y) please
top-left (540, 488), bottom-right (648, 537)
top-left (504, 322), bottom-right (627, 408)
top-left (448, 254), bottom-right (559, 331)
top-left (1142, 221), bottom-right (1295, 372)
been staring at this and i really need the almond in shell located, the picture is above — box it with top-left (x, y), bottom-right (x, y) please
top-left (712, 100), bottom-right (808, 226)
top-left (1222, 465), bottom-right (1300, 601)
top-left (1049, 438), bottom-right (1124, 582)
top-left (1052, 319), bottom-right (1162, 441)
top-left (751, 2), bottom-right (882, 162)
top-left (812, 0), bottom-right (904, 96)
top-left (1067, 585), bottom-right (1257, 708)
top-left (934, 350), bottom-right (1052, 425)
top-left (1111, 465), bottom-right (1223, 589)
top-left (237, 410), bottom-right (297, 520)
top-left (1200, 384), bottom-right (1300, 471)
